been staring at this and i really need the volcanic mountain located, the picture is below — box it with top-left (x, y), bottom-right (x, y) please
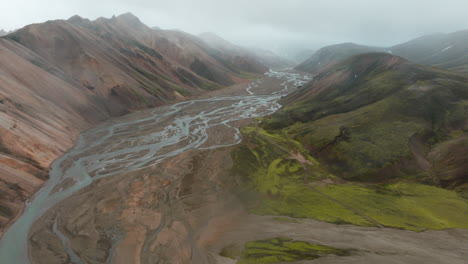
top-left (296, 29), bottom-right (468, 75)
top-left (0, 13), bottom-right (269, 236)
top-left (267, 53), bottom-right (468, 189)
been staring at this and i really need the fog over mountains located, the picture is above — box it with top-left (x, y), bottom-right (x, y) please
top-left (2, 0), bottom-right (468, 58)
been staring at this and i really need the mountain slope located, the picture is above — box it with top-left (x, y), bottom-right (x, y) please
top-left (294, 43), bottom-right (385, 74)
top-left (0, 13), bottom-right (267, 237)
top-left (199, 32), bottom-right (271, 73)
top-left (390, 30), bottom-right (468, 73)
top-left (269, 53), bottom-right (468, 188)
top-left (248, 47), bottom-right (295, 69)
top-left (78, 14), bottom-right (255, 87)
top-left (296, 29), bottom-right (468, 75)
top-left (232, 53), bottom-right (468, 232)
top-left (6, 15), bottom-right (217, 108)
top-left (0, 38), bottom-right (118, 234)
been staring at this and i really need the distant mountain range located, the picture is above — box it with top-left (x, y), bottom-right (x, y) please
top-left (0, 13), bottom-right (288, 234)
top-left (199, 32), bottom-right (294, 70)
top-left (296, 30), bottom-right (468, 74)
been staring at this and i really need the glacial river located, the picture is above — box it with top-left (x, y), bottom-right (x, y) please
top-left (0, 70), bottom-right (310, 263)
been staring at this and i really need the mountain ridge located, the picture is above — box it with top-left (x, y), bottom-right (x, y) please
top-left (296, 29), bottom-right (468, 75)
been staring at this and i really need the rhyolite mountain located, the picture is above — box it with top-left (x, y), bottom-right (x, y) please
top-left (232, 52), bottom-right (468, 232)
top-left (297, 29), bottom-right (468, 75)
top-left (0, 13), bottom-right (270, 236)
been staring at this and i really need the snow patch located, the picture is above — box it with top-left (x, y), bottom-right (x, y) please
top-left (441, 45), bottom-right (454, 52)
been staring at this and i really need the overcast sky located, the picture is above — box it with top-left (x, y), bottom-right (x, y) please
top-left (2, 0), bottom-right (468, 55)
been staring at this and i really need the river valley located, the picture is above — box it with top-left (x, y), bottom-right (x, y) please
top-left (0, 70), bottom-right (467, 264)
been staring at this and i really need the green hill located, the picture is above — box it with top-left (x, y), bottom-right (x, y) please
top-left (232, 53), bottom-right (468, 231)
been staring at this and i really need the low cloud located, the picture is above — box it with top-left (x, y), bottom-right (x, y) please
top-left (2, 0), bottom-right (468, 54)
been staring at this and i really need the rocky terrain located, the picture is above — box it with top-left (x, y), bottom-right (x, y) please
top-left (296, 29), bottom-right (468, 75)
top-left (0, 13), bottom-right (275, 237)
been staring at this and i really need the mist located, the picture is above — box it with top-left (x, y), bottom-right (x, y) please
top-left (2, 0), bottom-right (468, 57)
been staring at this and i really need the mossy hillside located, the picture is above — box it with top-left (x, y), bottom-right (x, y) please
top-left (287, 70), bottom-right (407, 123)
top-left (250, 172), bottom-right (468, 231)
top-left (263, 57), bottom-right (468, 185)
top-left (279, 96), bottom-right (428, 181)
top-left (237, 238), bottom-right (351, 264)
top-left (316, 183), bottom-right (468, 231)
top-left (284, 55), bottom-right (468, 125)
top-left (428, 133), bottom-right (468, 192)
top-left (232, 126), bottom-right (468, 231)
top-left (232, 127), bottom-right (333, 192)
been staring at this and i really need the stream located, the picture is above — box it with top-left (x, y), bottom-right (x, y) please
top-left (0, 70), bottom-right (310, 263)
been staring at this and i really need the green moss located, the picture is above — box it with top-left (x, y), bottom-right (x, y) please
top-left (237, 238), bottom-right (351, 264)
top-left (318, 183), bottom-right (468, 231)
top-left (248, 170), bottom-right (468, 231)
top-left (232, 126), bottom-right (468, 231)
top-left (239, 72), bottom-right (260, 80)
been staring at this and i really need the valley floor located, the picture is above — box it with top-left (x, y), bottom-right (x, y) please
top-left (0, 70), bottom-right (466, 264)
